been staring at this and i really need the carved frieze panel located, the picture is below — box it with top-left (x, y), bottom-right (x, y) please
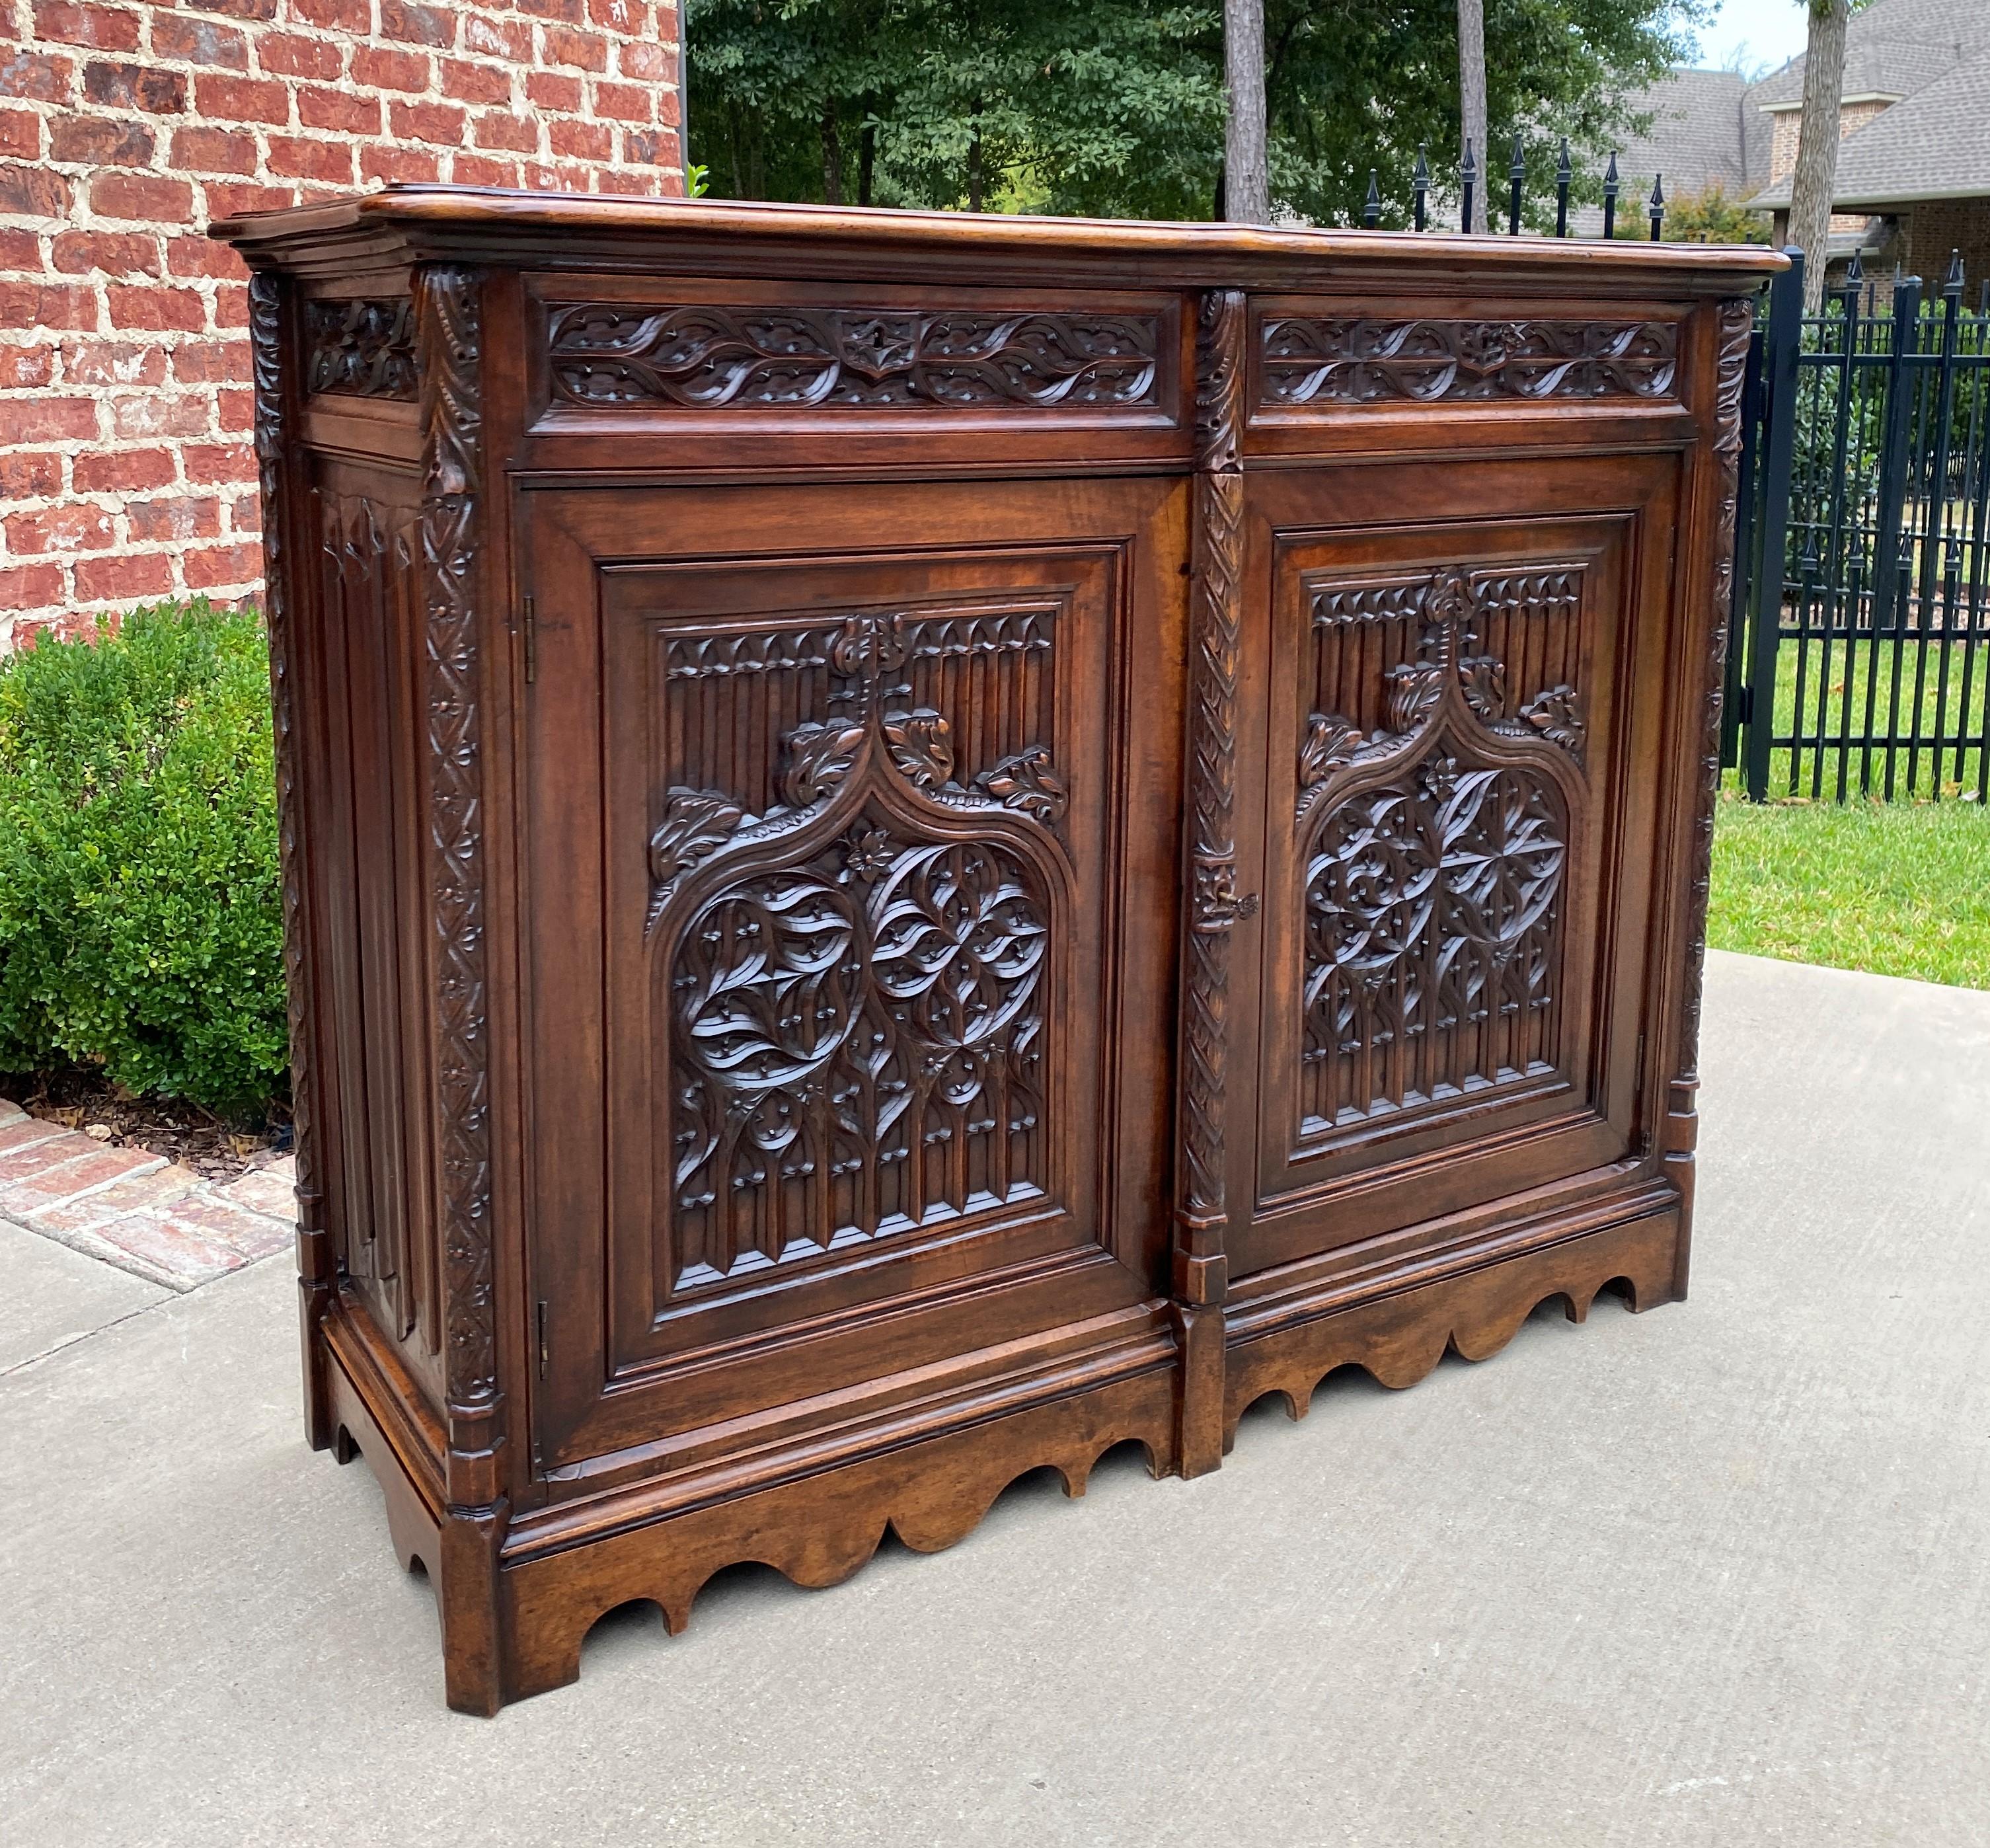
top-left (546, 303), bottom-right (1159, 410)
top-left (1260, 317), bottom-right (1677, 408)
top-left (648, 601), bottom-right (1073, 1292)
top-left (305, 298), bottom-right (418, 401)
top-left (1294, 565), bottom-right (1587, 1140)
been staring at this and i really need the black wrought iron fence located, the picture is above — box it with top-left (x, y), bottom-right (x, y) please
top-left (1729, 250), bottom-right (1990, 802)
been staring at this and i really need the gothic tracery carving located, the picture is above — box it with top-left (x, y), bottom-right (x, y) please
top-left (670, 832), bottom-right (1050, 1289)
top-left (1293, 564), bottom-right (1584, 1136)
top-left (650, 603), bottom-right (1070, 1287)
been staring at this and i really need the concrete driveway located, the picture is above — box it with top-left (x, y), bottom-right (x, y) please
top-left (3, 949), bottom-right (1987, 1847)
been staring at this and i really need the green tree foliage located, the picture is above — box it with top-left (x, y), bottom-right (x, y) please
top-left (0, 601), bottom-right (287, 1118)
top-left (687, 0), bottom-right (1709, 227)
top-left (1634, 179), bottom-right (1772, 244)
top-left (1608, 179), bottom-right (1772, 242)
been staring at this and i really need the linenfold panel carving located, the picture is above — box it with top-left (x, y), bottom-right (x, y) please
top-left (648, 603), bottom-right (1071, 1291)
top-left (1295, 564), bottom-right (1587, 1141)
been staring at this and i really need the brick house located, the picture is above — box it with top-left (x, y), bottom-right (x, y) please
top-left (1745, 0), bottom-right (1990, 287)
top-left (0, 0), bottom-right (683, 652)
top-left (1586, 0), bottom-right (1989, 282)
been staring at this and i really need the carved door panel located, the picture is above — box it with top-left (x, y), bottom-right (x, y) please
top-left (1229, 455), bottom-right (1681, 1279)
top-left (519, 478), bottom-right (1186, 1470)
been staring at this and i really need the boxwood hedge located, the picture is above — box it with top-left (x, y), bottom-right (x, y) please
top-left (0, 599), bottom-right (287, 1119)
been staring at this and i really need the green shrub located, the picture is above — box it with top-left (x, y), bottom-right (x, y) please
top-left (0, 599), bottom-right (287, 1118)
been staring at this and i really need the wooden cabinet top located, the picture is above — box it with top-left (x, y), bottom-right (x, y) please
top-left (211, 184), bottom-right (1787, 296)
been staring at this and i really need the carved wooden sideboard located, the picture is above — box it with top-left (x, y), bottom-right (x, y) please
top-left (212, 188), bottom-right (1782, 1713)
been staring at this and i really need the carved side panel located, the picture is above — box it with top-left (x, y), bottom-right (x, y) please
top-left (318, 489), bottom-right (430, 1354)
top-left (414, 266), bottom-right (497, 1422)
top-left (1293, 566), bottom-right (1587, 1144)
top-left (648, 605), bottom-right (1073, 1293)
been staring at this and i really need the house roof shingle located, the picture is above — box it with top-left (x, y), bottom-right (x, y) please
top-left (1748, 47), bottom-right (1990, 210)
top-left (1747, 0), bottom-right (1990, 109)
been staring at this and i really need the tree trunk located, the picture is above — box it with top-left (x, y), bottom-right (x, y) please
top-left (1790, 0), bottom-right (1851, 311)
top-left (1223, 0), bottom-right (1270, 223)
top-left (857, 96), bottom-right (876, 208)
top-left (821, 97), bottom-right (843, 206)
top-left (1457, 0), bottom-right (1487, 233)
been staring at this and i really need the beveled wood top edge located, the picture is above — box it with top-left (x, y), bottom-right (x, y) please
top-left (210, 183), bottom-right (1790, 291)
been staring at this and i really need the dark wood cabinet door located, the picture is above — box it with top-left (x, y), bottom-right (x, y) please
top-left (1229, 452), bottom-right (1684, 1279)
top-left (518, 477), bottom-right (1186, 1471)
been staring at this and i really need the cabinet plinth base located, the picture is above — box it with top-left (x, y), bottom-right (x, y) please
top-left (317, 1203), bottom-right (1681, 1712)
top-left (321, 1310), bottom-right (1179, 1712)
top-left (1220, 1208), bottom-right (1683, 1447)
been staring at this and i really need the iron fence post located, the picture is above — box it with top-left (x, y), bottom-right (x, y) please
top-left (1722, 321), bottom-right (1765, 771)
top-left (1870, 275), bottom-right (1922, 796)
top-left (1744, 250), bottom-right (1804, 802)
top-left (1914, 255), bottom-right (1964, 796)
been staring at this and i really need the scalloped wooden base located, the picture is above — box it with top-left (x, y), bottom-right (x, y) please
top-left (1222, 1210), bottom-right (1681, 1447)
top-left (496, 1369), bottom-right (1176, 1706)
top-left (322, 1209), bottom-right (1681, 1712)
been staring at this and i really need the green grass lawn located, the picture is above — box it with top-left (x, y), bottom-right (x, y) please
top-left (1708, 787), bottom-right (1990, 990)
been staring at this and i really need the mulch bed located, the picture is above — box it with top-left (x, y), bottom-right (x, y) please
top-left (0, 1067), bottom-right (286, 1184)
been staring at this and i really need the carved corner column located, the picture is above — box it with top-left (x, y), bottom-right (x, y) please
top-left (250, 268), bottom-right (336, 1453)
top-left (1663, 293), bottom-right (1755, 1295)
top-left (415, 262), bottom-right (509, 1715)
top-left (1172, 289), bottom-right (1254, 1478)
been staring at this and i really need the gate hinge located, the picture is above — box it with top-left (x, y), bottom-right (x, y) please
top-left (536, 1300), bottom-right (549, 1379)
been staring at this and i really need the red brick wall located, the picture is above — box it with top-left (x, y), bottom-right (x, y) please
top-left (0, 0), bottom-right (682, 650)
top-left (1898, 198), bottom-right (1990, 301)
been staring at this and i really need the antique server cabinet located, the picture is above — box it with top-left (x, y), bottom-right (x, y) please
top-left (213, 189), bottom-right (1781, 1712)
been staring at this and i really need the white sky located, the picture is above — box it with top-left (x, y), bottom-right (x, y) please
top-left (1687, 0), bottom-right (1818, 75)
